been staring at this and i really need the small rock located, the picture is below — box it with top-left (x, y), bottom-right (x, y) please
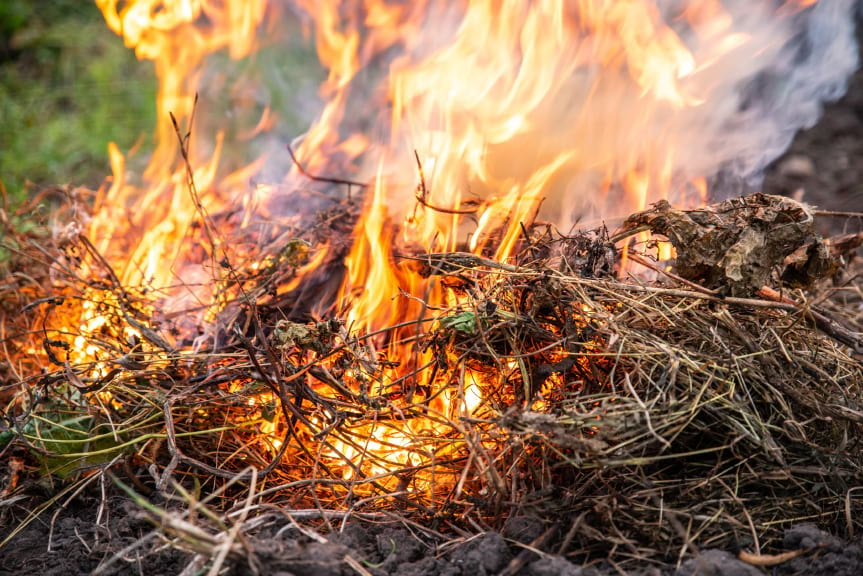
top-left (784, 524), bottom-right (843, 552)
top-left (677, 549), bottom-right (763, 576)
top-left (502, 516), bottom-right (545, 544)
top-left (448, 532), bottom-right (511, 576)
top-left (778, 154), bottom-right (816, 178)
top-left (525, 556), bottom-right (584, 576)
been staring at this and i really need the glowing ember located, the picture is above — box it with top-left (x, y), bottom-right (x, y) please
top-left (34, 0), bottom-right (859, 495)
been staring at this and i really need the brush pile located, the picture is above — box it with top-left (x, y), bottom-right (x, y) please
top-left (2, 189), bottom-right (862, 568)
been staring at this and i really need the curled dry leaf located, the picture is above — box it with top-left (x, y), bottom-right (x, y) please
top-left (623, 193), bottom-right (836, 296)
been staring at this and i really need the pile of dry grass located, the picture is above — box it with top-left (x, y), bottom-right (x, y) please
top-left (1, 190), bottom-right (862, 569)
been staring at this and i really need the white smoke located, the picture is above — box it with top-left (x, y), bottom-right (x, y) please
top-left (255, 1), bottom-right (861, 229)
top-left (705, 0), bottom-right (859, 188)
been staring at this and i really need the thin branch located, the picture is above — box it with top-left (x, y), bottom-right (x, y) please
top-left (413, 150), bottom-right (477, 215)
top-left (286, 144), bottom-right (367, 200)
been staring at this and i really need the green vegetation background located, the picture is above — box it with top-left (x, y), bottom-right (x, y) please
top-left (0, 1), bottom-right (156, 203)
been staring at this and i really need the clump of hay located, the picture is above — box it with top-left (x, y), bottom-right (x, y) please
top-left (2, 192), bottom-right (862, 569)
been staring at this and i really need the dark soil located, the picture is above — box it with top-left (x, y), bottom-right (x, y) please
top-left (0, 493), bottom-right (190, 576)
top-left (2, 488), bottom-right (863, 576)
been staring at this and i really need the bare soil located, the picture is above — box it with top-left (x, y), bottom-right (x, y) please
top-left (2, 487), bottom-right (863, 575)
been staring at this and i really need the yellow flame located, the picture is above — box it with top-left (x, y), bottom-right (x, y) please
top-left (71, 0), bottom-right (824, 491)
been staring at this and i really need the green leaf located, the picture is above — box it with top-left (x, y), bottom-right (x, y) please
top-left (26, 413), bottom-right (129, 478)
top-left (440, 312), bottom-right (477, 335)
top-left (260, 399), bottom-right (278, 422)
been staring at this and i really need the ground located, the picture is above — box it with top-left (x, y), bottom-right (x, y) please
top-left (2, 492), bottom-right (863, 575)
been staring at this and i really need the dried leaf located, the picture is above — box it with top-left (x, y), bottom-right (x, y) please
top-left (624, 193), bottom-right (835, 295)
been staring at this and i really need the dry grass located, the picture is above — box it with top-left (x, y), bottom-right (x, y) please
top-left (1, 192), bottom-right (862, 572)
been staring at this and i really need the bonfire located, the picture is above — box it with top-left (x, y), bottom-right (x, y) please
top-left (2, 1), bottom-right (863, 574)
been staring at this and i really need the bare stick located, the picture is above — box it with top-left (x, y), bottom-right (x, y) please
top-left (738, 549), bottom-right (806, 566)
top-left (413, 151), bottom-right (477, 215)
top-left (286, 143), bottom-right (367, 200)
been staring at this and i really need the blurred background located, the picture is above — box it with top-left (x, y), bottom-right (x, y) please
top-left (0, 1), bottom-right (321, 207)
top-left (0, 1), bottom-right (156, 202)
top-left (1, 1), bottom-right (862, 219)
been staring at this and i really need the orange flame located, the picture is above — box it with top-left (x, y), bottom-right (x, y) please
top-left (294, 0), bottom-right (805, 325)
top-left (92, 0), bottom-right (269, 321)
top-left (74, 0), bottom-right (824, 490)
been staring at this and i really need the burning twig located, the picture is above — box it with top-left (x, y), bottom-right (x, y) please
top-left (413, 151), bottom-right (478, 216)
top-left (5, 192), bottom-right (863, 569)
top-left (170, 98), bottom-right (222, 272)
top-left (286, 144), bottom-right (368, 200)
top-left (403, 252), bottom-right (521, 274)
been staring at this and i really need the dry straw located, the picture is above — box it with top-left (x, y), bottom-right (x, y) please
top-left (1, 190), bottom-right (862, 570)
